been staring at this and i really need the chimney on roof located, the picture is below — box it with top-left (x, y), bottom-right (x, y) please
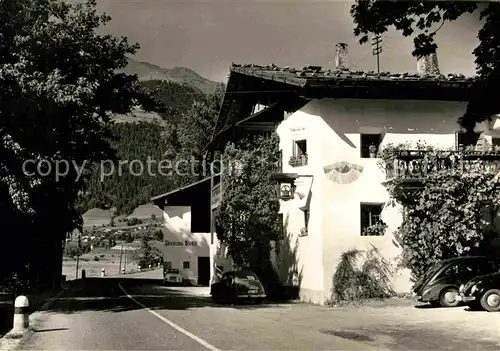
top-left (335, 43), bottom-right (348, 70)
top-left (417, 49), bottom-right (440, 76)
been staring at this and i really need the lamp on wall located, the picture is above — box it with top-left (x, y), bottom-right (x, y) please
top-left (279, 182), bottom-right (297, 200)
top-left (271, 173), bottom-right (298, 200)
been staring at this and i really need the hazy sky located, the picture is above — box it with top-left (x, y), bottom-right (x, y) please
top-left (95, 0), bottom-right (482, 82)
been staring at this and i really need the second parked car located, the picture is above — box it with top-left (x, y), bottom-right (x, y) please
top-left (457, 271), bottom-right (500, 312)
top-left (413, 256), bottom-right (500, 307)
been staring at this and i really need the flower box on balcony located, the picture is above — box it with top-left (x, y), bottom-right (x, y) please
top-left (289, 154), bottom-right (308, 167)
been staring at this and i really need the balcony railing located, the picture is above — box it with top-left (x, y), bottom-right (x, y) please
top-left (289, 154), bottom-right (308, 167)
top-left (384, 150), bottom-right (500, 181)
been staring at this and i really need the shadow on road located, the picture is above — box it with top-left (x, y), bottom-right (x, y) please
top-left (44, 278), bottom-right (287, 315)
top-left (33, 328), bottom-right (69, 333)
top-left (413, 303), bottom-right (466, 309)
top-left (413, 304), bottom-right (440, 309)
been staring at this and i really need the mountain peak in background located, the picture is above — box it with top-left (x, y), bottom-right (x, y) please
top-left (120, 58), bottom-right (223, 94)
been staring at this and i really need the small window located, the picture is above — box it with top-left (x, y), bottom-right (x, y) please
top-left (290, 140), bottom-right (308, 167)
top-left (492, 138), bottom-right (500, 148)
top-left (477, 260), bottom-right (497, 273)
top-left (183, 261), bottom-right (190, 269)
top-left (459, 262), bottom-right (476, 274)
top-left (360, 203), bottom-right (383, 236)
top-left (456, 132), bottom-right (480, 150)
top-left (293, 140), bottom-right (307, 157)
top-left (360, 134), bottom-right (382, 158)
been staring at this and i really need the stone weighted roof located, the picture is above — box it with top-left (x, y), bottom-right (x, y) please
top-left (230, 63), bottom-right (475, 86)
top-left (208, 62), bottom-right (476, 151)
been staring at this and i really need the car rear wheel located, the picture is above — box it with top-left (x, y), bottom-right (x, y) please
top-left (439, 287), bottom-right (459, 307)
top-left (479, 289), bottom-right (500, 312)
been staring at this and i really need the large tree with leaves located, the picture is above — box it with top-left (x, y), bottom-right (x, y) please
top-left (214, 133), bottom-right (283, 296)
top-left (0, 0), bottom-right (157, 285)
top-left (350, 1), bottom-right (500, 130)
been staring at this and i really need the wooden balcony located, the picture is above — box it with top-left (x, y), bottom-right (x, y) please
top-left (384, 150), bottom-right (500, 182)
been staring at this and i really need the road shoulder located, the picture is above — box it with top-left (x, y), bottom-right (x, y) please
top-left (0, 287), bottom-right (68, 351)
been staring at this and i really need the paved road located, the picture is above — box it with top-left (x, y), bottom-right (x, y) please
top-left (15, 278), bottom-right (500, 350)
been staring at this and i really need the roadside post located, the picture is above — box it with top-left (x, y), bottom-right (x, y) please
top-left (12, 295), bottom-right (29, 333)
top-left (101, 268), bottom-right (106, 277)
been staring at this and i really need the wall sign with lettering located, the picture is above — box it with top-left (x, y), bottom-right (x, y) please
top-left (164, 240), bottom-right (198, 246)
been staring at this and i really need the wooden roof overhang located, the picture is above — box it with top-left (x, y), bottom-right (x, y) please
top-left (205, 99), bottom-right (294, 151)
top-left (206, 63), bottom-right (476, 153)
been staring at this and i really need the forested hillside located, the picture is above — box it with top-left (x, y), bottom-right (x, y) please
top-left (139, 80), bottom-right (205, 122)
top-left (79, 122), bottom-right (176, 214)
top-left (78, 81), bottom-right (224, 215)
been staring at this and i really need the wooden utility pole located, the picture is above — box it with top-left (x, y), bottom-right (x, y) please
top-left (371, 34), bottom-right (382, 73)
top-left (75, 230), bottom-right (81, 280)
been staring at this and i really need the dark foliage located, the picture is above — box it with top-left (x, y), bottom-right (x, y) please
top-left (350, 1), bottom-right (500, 130)
top-left (0, 0), bottom-right (158, 286)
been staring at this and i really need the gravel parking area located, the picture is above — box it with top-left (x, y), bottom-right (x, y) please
top-left (150, 295), bottom-right (500, 350)
top-left (271, 299), bottom-right (500, 350)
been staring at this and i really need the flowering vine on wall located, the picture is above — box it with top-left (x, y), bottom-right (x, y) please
top-left (377, 141), bottom-right (500, 278)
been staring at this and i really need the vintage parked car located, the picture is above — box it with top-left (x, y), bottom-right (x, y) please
top-left (413, 256), bottom-right (500, 307)
top-left (210, 270), bottom-right (266, 304)
top-left (163, 268), bottom-right (183, 284)
top-left (457, 271), bottom-right (500, 312)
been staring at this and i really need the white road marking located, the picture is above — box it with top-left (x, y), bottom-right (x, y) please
top-left (118, 283), bottom-right (221, 351)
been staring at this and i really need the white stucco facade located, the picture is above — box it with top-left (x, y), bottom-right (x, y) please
top-left (159, 205), bottom-right (232, 285)
top-left (275, 98), bottom-right (494, 305)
